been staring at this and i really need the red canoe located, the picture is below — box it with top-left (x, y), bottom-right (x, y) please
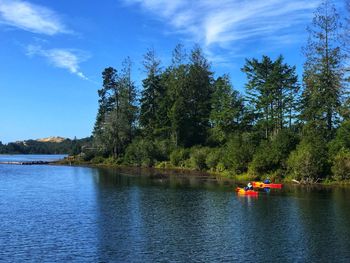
top-left (252, 182), bottom-right (283, 189)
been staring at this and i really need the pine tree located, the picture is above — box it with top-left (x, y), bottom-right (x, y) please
top-left (119, 57), bottom-right (138, 145)
top-left (164, 44), bottom-right (214, 147)
top-left (166, 44), bottom-right (189, 146)
top-left (271, 56), bottom-right (300, 130)
top-left (93, 67), bottom-right (118, 154)
top-left (301, 0), bottom-right (345, 136)
top-left (185, 45), bottom-right (214, 146)
top-left (139, 48), bottom-right (168, 138)
top-left (242, 55), bottom-right (299, 139)
top-left (209, 74), bottom-right (243, 144)
top-left (93, 58), bottom-right (137, 158)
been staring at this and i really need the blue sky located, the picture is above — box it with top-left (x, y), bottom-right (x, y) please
top-left (0, 0), bottom-right (344, 143)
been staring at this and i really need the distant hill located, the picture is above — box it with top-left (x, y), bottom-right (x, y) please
top-left (36, 136), bottom-right (66, 143)
top-left (0, 136), bottom-right (93, 155)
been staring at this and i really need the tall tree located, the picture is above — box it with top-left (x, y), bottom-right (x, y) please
top-left (119, 57), bottom-right (138, 145)
top-left (139, 48), bottom-right (168, 138)
top-left (93, 58), bottom-right (137, 158)
top-left (209, 74), bottom-right (243, 144)
top-left (185, 45), bottom-right (214, 146)
top-left (166, 44), bottom-right (189, 146)
top-left (271, 56), bottom-right (300, 130)
top-left (164, 44), bottom-right (214, 147)
top-left (93, 67), bottom-right (119, 154)
top-left (93, 67), bottom-right (117, 136)
top-left (242, 55), bottom-right (299, 139)
top-left (301, 0), bottom-right (345, 136)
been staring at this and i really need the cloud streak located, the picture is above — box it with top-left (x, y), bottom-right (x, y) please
top-left (0, 0), bottom-right (69, 35)
top-left (124, 0), bottom-right (321, 48)
top-left (26, 45), bottom-right (88, 79)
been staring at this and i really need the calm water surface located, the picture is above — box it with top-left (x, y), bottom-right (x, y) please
top-left (0, 154), bottom-right (67, 162)
top-left (1, 155), bottom-right (350, 262)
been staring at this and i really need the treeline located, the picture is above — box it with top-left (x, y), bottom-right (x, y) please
top-left (0, 137), bottom-right (92, 155)
top-left (89, 1), bottom-right (350, 182)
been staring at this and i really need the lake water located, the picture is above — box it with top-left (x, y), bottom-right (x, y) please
top-left (0, 154), bottom-right (67, 163)
top-left (1, 155), bottom-right (350, 262)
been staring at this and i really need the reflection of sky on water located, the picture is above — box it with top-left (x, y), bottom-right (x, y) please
top-left (1, 165), bottom-right (350, 262)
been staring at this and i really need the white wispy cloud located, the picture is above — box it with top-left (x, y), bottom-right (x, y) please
top-left (26, 45), bottom-right (89, 79)
top-left (0, 0), bottom-right (69, 35)
top-left (124, 0), bottom-right (321, 50)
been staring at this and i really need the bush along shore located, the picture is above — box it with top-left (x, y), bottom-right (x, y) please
top-left (62, 1), bottom-right (350, 185)
top-left (57, 129), bottom-right (350, 186)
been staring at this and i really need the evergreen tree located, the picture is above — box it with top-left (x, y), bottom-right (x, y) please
top-left (209, 74), bottom-right (243, 144)
top-left (119, 57), bottom-right (138, 146)
top-left (185, 45), bottom-right (214, 146)
top-left (93, 67), bottom-right (117, 137)
top-left (242, 55), bottom-right (299, 139)
top-left (164, 44), bottom-right (214, 147)
top-left (301, 0), bottom-right (345, 136)
top-left (93, 67), bottom-right (119, 154)
top-left (93, 58), bottom-right (137, 158)
top-left (166, 44), bottom-right (189, 147)
top-left (139, 48), bottom-right (168, 138)
top-left (270, 56), bottom-right (300, 130)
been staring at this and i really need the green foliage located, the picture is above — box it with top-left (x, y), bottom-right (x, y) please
top-left (170, 146), bottom-right (222, 171)
top-left (331, 149), bottom-right (350, 181)
top-left (301, 0), bottom-right (344, 135)
top-left (187, 146), bottom-right (211, 171)
top-left (155, 161), bottom-right (174, 169)
top-left (123, 138), bottom-right (173, 167)
top-left (123, 138), bottom-right (158, 167)
top-left (140, 48), bottom-right (169, 138)
top-left (82, 150), bottom-right (96, 162)
top-left (93, 58), bottom-right (138, 158)
top-left (328, 121), bottom-right (350, 180)
top-left (221, 133), bottom-right (259, 175)
top-left (249, 141), bottom-right (271, 175)
top-left (234, 173), bottom-right (259, 182)
top-left (0, 137), bottom-right (92, 155)
top-left (166, 45), bottom-right (189, 147)
top-left (91, 156), bottom-right (105, 164)
top-left (249, 130), bottom-right (299, 176)
top-left (329, 120), bottom-right (350, 156)
top-left (242, 55), bottom-right (299, 138)
top-left (170, 148), bottom-right (189, 167)
top-left (209, 75), bottom-right (243, 144)
top-left (153, 139), bottom-right (175, 162)
top-left (165, 45), bottom-right (214, 147)
top-left (287, 127), bottom-right (329, 180)
top-left (102, 156), bottom-right (120, 165)
top-left (205, 148), bottom-right (222, 171)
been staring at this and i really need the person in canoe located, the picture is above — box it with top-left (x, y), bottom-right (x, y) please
top-left (263, 177), bottom-right (271, 184)
top-left (244, 182), bottom-right (253, 191)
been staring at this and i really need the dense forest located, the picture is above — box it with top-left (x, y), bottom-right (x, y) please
top-left (86, 0), bottom-right (350, 182)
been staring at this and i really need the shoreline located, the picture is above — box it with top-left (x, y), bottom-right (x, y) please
top-left (53, 157), bottom-right (350, 187)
